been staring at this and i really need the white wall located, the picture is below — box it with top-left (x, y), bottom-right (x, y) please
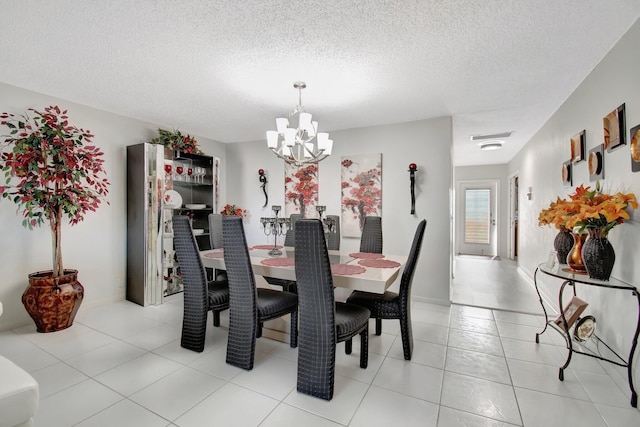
top-left (455, 164), bottom-right (511, 259)
top-left (226, 117), bottom-right (453, 304)
top-left (509, 19), bottom-right (640, 385)
top-left (0, 82), bottom-right (226, 330)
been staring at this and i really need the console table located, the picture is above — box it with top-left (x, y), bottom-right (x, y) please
top-left (534, 263), bottom-right (640, 408)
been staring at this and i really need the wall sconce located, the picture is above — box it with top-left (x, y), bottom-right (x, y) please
top-left (408, 163), bottom-right (418, 214)
top-left (258, 169), bottom-right (268, 207)
top-left (527, 186), bottom-right (533, 201)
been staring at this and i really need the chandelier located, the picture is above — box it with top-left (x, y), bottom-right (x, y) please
top-left (266, 81), bottom-right (333, 166)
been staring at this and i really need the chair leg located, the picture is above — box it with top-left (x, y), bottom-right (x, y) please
top-left (375, 318), bottom-right (382, 335)
top-left (213, 311), bottom-right (220, 327)
top-left (360, 325), bottom-right (369, 369)
top-left (256, 322), bottom-right (263, 338)
top-left (399, 313), bottom-right (413, 360)
top-left (345, 338), bottom-right (353, 354)
top-left (290, 310), bottom-right (298, 348)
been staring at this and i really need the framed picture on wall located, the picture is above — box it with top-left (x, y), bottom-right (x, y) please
top-left (571, 130), bottom-right (585, 163)
top-left (630, 124), bottom-right (640, 173)
top-left (561, 160), bottom-right (572, 187)
top-left (603, 103), bottom-right (626, 152)
top-left (588, 144), bottom-right (605, 181)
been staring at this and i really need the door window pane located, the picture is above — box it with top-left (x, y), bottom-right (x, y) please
top-left (465, 189), bottom-right (490, 244)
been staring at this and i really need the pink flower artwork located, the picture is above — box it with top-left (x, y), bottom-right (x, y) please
top-left (341, 154), bottom-right (382, 237)
top-left (284, 163), bottom-right (318, 218)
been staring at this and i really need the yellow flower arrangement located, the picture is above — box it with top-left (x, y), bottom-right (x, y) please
top-left (539, 183), bottom-right (637, 235)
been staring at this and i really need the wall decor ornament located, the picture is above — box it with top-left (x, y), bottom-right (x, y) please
top-left (603, 103), bottom-right (626, 152)
top-left (561, 160), bottom-right (572, 187)
top-left (588, 144), bottom-right (605, 181)
top-left (408, 163), bottom-right (418, 214)
top-left (571, 130), bottom-right (586, 163)
top-left (258, 168), bottom-right (268, 207)
top-left (630, 124), bottom-right (640, 172)
top-left (341, 154), bottom-right (382, 237)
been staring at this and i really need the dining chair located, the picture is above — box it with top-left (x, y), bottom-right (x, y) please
top-left (325, 214), bottom-right (341, 251)
top-left (173, 215), bottom-right (229, 353)
top-left (283, 213), bottom-right (302, 247)
top-left (264, 213), bottom-right (301, 292)
top-left (359, 215), bottom-right (383, 253)
top-left (347, 219), bottom-right (426, 360)
top-left (208, 213), bottom-right (223, 250)
top-left (208, 213), bottom-right (227, 281)
top-left (294, 219), bottom-right (370, 400)
top-left (222, 216), bottom-right (298, 370)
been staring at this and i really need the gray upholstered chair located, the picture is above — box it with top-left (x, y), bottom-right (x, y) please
top-left (173, 215), bottom-right (229, 353)
top-left (347, 219), bottom-right (427, 360)
top-left (208, 213), bottom-right (223, 250)
top-left (222, 216), bottom-right (298, 370)
top-left (325, 214), bottom-right (341, 251)
top-left (359, 216), bottom-right (383, 253)
top-left (208, 213), bottom-right (227, 281)
top-left (265, 213), bottom-right (301, 292)
top-left (294, 219), bottom-right (370, 400)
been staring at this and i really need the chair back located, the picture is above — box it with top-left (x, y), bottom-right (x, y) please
top-left (173, 216), bottom-right (208, 350)
top-left (325, 215), bottom-right (341, 251)
top-left (399, 220), bottom-right (427, 305)
top-left (283, 214), bottom-right (302, 247)
top-left (222, 216), bottom-right (258, 362)
top-left (294, 219), bottom-right (337, 393)
top-left (208, 213), bottom-right (223, 249)
top-left (359, 216), bottom-right (383, 253)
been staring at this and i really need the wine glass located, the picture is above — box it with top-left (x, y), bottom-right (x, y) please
top-left (187, 168), bottom-right (193, 183)
top-left (175, 166), bottom-right (184, 182)
top-left (163, 164), bottom-right (172, 182)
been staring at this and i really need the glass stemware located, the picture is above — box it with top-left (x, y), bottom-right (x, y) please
top-left (175, 166), bottom-right (184, 182)
top-left (187, 168), bottom-right (193, 183)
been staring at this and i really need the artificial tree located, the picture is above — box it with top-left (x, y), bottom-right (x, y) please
top-left (0, 105), bottom-right (110, 331)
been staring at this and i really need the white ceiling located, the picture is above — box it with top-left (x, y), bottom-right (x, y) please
top-left (1, 1), bottom-right (639, 166)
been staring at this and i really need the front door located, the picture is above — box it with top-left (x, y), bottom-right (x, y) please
top-left (456, 180), bottom-right (498, 256)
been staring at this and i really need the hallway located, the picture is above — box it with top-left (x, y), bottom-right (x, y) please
top-left (451, 257), bottom-right (548, 315)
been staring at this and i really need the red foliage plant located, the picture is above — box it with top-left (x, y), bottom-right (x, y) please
top-left (0, 106), bottom-right (110, 277)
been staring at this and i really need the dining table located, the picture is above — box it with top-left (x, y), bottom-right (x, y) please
top-left (200, 246), bottom-right (407, 294)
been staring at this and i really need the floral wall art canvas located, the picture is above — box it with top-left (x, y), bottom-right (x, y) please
top-left (284, 162), bottom-right (319, 218)
top-left (341, 154), bottom-right (382, 237)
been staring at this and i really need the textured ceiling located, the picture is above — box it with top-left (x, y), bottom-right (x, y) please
top-left (1, 1), bottom-right (639, 166)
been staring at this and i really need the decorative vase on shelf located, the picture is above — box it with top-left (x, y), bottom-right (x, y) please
top-left (582, 228), bottom-right (615, 280)
top-left (554, 227), bottom-right (574, 264)
top-left (566, 232), bottom-right (587, 272)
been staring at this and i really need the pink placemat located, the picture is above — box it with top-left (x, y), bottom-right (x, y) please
top-left (252, 245), bottom-right (283, 250)
top-left (203, 250), bottom-right (224, 258)
top-left (358, 259), bottom-right (401, 268)
top-left (349, 252), bottom-right (385, 259)
top-left (260, 257), bottom-right (295, 267)
top-left (331, 264), bottom-right (366, 275)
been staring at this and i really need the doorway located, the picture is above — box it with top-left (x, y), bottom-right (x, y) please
top-left (508, 173), bottom-right (519, 260)
top-left (456, 180), bottom-right (498, 257)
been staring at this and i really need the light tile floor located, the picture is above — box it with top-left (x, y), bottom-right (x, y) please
top-left (0, 258), bottom-right (638, 426)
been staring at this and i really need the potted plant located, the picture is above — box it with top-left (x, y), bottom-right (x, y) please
top-left (148, 128), bottom-right (203, 154)
top-left (0, 106), bottom-right (110, 332)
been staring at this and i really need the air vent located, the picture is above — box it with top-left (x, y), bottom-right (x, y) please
top-left (470, 132), bottom-right (513, 141)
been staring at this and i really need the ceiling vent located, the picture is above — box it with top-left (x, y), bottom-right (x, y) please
top-left (470, 131), bottom-right (513, 142)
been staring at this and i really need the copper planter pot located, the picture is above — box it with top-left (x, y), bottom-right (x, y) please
top-left (566, 233), bottom-right (587, 271)
top-left (22, 269), bottom-right (84, 333)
